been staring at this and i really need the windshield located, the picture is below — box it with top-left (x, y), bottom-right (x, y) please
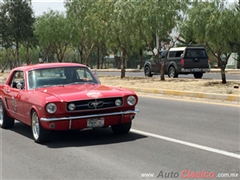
top-left (27, 66), bottom-right (99, 89)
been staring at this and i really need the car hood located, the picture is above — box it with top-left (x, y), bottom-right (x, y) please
top-left (35, 84), bottom-right (134, 102)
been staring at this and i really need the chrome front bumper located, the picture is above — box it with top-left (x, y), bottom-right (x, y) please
top-left (40, 108), bottom-right (139, 122)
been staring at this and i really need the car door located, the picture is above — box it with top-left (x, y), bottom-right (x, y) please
top-left (4, 71), bottom-right (25, 121)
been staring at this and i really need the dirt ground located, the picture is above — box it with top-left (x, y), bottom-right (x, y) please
top-left (98, 75), bottom-right (240, 95)
top-left (1, 72), bottom-right (239, 95)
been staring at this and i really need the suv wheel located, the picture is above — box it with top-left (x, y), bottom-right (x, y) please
top-left (194, 72), bottom-right (203, 79)
top-left (144, 66), bottom-right (153, 77)
top-left (168, 66), bottom-right (178, 78)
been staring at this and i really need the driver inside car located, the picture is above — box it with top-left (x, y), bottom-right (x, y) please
top-left (64, 68), bottom-right (78, 83)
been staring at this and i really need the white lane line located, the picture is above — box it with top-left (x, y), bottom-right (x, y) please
top-left (131, 129), bottom-right (240, 159)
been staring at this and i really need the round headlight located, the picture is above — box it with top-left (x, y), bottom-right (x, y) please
top-left (127, 96), bottom-right (136, 106)
top-left (46, 103), bottom-right (57, 114)
top-left (115, 99), bottom-right (122, 106)
top-left (68, 103), bottom-right (76, 111)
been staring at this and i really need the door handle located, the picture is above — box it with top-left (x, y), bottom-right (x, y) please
top-left (6, 89), bottom-right (10, 93)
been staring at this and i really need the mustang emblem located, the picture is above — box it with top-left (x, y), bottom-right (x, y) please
top-left (88, 100), bottom-right (104, 109)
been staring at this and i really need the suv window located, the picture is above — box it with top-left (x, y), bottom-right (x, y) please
top-left (169, 51), bottom-right (184, 58)
top-left (185, 49), bottom-right (207, 58)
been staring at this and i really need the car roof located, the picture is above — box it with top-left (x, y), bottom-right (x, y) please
top-left (169, 46), bottom-right (206, 51)
top-left (169, 47), bottom-right (186, 51)
top-left (12, 63), bottom-right (87, 72)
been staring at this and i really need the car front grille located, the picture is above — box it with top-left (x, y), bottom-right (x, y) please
top-left (66, 97), bottom-right (123, 111)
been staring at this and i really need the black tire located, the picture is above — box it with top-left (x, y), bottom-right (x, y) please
top-left (194, 72), bottom-right (203, 79)
top-left (144, 66), bottom-right (153, 77)
top-left (0, 99), bottom-right (14, 129)
top-left (111, 121), bottom-right (132, 134)
top-left (31, 110), bottom-right (50, 143)
top-left (168, 66), bottom-right (178, 78)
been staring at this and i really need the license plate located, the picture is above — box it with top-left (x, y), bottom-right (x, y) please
top-left (87, 118), bottom-right (104, 127)
top-left (193, 68), bottom-right (201, 72)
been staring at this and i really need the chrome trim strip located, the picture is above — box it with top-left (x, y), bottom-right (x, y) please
top-left (40, 109), bottom-right (139, 122)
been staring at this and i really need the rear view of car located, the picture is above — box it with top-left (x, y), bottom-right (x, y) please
top-left (180, 47), bottom-right (210, 78)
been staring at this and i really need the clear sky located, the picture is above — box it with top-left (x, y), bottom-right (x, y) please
top-left (32, 0), bottom-right (65, 16)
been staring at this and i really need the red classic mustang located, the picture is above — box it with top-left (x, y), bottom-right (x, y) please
top-left (0, 63), bottom-right (139, 143)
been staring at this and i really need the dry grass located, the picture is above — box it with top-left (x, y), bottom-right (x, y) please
top-left (1, 72), bottom-right (239, 95)
top-left (99, 75), bottom-right (240, 95)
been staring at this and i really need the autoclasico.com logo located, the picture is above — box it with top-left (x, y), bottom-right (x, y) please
top-left (141, 170), bottom-right (239, 179)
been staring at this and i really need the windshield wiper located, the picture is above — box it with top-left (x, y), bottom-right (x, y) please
top-left (65, 82), bottom-right (85, 85)
top-left (38, 84), bottom-right (64, 88)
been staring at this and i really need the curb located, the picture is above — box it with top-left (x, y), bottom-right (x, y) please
top-left (119, 86), bottom-right (240, 102)
top-left (94, 69), bottom-right (240, 74)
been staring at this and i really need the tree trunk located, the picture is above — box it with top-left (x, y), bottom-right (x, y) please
top-left (1, 61), bottom-right (8, 73)
top-left (26, 46), bottom-right (30, 65)
top-left (101, 55), bottom-right (104, 69)
top-left (56, 53), bottom-right (61, 62)
top-left (160, 61), bottom-right (165, 81)
top-left (77, 47), bottom-right (83, 64)
top-left (139, 49), bottom-right (143, 69)
top-left (221, 67), bottom-right (227, 84)
top-left (219, 57), bottom-right (227, 84)
top-left (85, 56), bottom-right (89, 67)
top-left (160, 50), bottom-right (169, 81)
top-left (16, 41), bottom-right (20, 67)
top-left (121, 48), bottom-right (126, 79)
top-left (97, 46), bottom-right (100, 69)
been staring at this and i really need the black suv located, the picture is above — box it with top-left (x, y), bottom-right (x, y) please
top-left (143, 47), bottom-right (210, 79)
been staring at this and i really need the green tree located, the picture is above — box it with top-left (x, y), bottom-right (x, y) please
top-left (0, 1), bottom-right (14, 70)
top-left (65, 0), bottom-right (102, 66)
top-left (1, 0), bottom-right (35, 67)
top-left (179, 0), bottom-right (240, 83)
top-left (34, 10), bottom-right (72, 62)
top-left (105, 0), bottom-right (138, 78)
top-left (112, 0), bottom-right (189, 79)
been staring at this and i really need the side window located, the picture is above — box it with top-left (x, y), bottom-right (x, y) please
top-left (169, 51), bottom-right (176, 58)
top-left (9, 71), bottom-right (24, 89)
top-left (175, 51), bottom-right (184, 57)
top-left (169, 51), bottom-right (184, 58)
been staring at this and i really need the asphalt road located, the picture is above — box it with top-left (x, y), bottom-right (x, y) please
top-left (1, 95), bottom-right (239, 180)
top-left (96, 71), bottom-right (240, 80)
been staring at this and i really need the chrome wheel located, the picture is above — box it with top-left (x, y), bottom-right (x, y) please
top-left (168, 66), bottom-right (175, 78)
top-left (144, 66), bottom-right (153, 77)
top-left (32, 111), bottom-right (40, 140)
top-left (168, 66), bottom-right (178, 78)
top-left (0, 101), bottom-right (3, 126)
top-left (31, 110), bottom-right (50, 143)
